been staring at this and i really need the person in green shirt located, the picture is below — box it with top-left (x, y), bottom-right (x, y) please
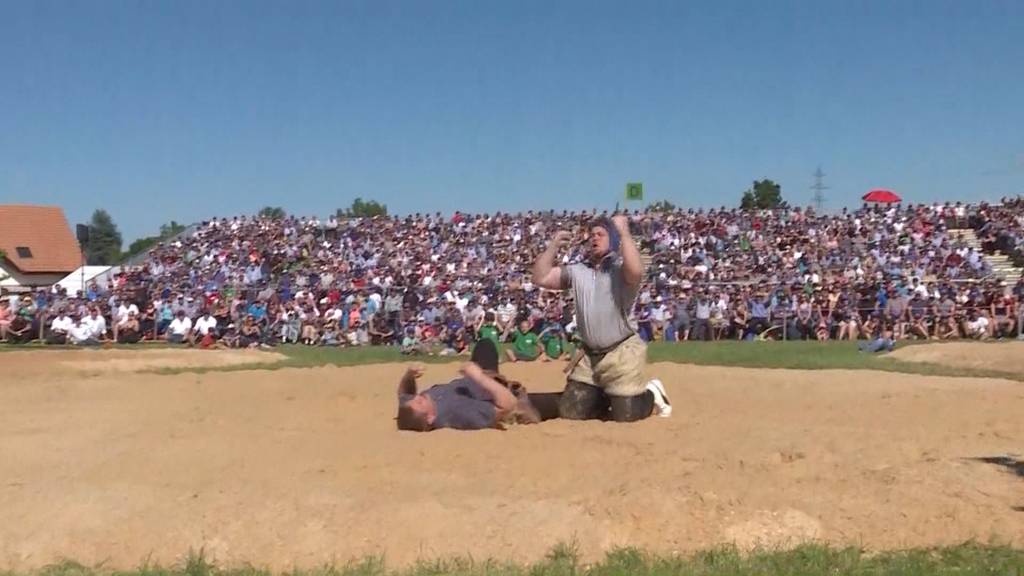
top-left (505, 320), bottom-right (542, 362)
top-left (539, 322), bottom-right (567, 361)
top-left (477, 312), bottom-right (501, 348)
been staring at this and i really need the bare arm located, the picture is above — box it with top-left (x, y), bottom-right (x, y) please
top-left (612, 215), bottom-right (642, 286)
top-left (533, 231), bottom-right (572, 290)
top-left (397, 363), bottom-right (424, 397)
top-left (461, 362), bottom-right (517, 419)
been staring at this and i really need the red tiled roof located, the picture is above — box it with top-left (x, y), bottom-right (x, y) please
top-left (0, 205), bottom-right (82, 274)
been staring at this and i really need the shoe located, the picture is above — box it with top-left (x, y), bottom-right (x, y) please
top-left (645, 379), bottom-right (672, 418)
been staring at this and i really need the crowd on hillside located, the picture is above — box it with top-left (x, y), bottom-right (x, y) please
top-left (2, 198), bottom-right (1023, 350)
top-left (975, 196), bottom-right (1024, 269)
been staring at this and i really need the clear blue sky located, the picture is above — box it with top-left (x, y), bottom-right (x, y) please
top-left (2, 0), bottom-right (1022, 242)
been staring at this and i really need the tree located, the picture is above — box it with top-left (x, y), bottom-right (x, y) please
top-left (339, 197), bottom-right (388, 218)
top-left (121, 220), bottom-right (189, 261)
top-left (0, 249), bottom-right (8, 282)
top-left (159, 220), bottom-right (186, 238)
top-left (647, 200), bottom-right (677, 212)
top-left (258, 206), bottom-right (287, 220)
top-left (740, 179), bottom-right (785, 210)
top-left (123, 236), bottom-right (160, 260)
top-left (84, 209), bottom-right (123, 266)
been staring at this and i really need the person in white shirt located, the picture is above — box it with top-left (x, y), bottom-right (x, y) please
top-left (82, 309), bottom-right (108, 341)
top-left (193, 312), bottom-right (218, 344)
top-left (166, 310), bottom-right (193, 344)
top-left (48, 311), bottom-right (74, 345)
top-left (650, 297), bottom-right (668, 336)
top-left (115, 301), bottom-right (140, 324)
top-left (962, 311), bottom-right (990, 340)
top-left (495, 297), bottom-right (517, 341)
top-left (69, 317), bottom-right (99, 346)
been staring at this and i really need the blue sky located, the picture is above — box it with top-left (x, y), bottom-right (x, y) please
top-left (2, 0), bottom-right (1022, 242)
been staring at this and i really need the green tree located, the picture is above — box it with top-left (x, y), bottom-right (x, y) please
top-left (339, 197), bottom-right (388, 218)
top-left (740, 179), bottom-right (785, 210)
top-left (84, 209), bottom-right (123, 266)
top-left (647, 200), bottom-right (677, 212)
top-left (159, 220), bottom-right (186, 237)
top-left (122, 220), bottom-right (190, 261)
top-left (123, 236), bottom-right (160, 259)
top-left (258, 206), bottom-right (287, 220)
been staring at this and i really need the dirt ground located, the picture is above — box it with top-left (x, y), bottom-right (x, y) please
top-left (887, 341), bottom-right (1024, 376)
top-left (1, 348), bottom-right (1022, 570)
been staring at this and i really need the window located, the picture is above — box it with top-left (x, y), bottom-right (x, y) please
top-left (16, 246), bottom-right (32, 258)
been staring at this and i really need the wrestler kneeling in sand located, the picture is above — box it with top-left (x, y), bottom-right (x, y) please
top-left (532, 214), bottom-right (671, 421)
top-left (396, 339), bottom-right (560, 431)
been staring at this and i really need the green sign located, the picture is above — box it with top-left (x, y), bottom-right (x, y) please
top-left (625, 182), bottom-right (643, 201)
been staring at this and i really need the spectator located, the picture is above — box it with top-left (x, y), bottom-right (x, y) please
top-left (83, 308), bottom-right (108, 342)
top-left (538, 322), bottom-right (568, 362)
top-left (477, 312), bottom-right (501, 349)
top-left (115, 311), bottom-right (142, 344)
top-left (506, 320), bottom-right (542, 362)
top-left (858, 328), bottom-right (896, 353)
top-left (401, 327), bottom-right (430, 355)
top-left (7, 309), bottom-right (34, 344)
top-left (68, 316), bottom-right (100, 346)
top-left (194, 310), bottom-right (219, 348)
top-left (166, 310), bottom-right (193, 344)
top-left (47, 309), bottom-right (73, 345)
top-left (962, 309), bottom-right (990, 340)
top-left (0, 300), bottom-right (12, 342)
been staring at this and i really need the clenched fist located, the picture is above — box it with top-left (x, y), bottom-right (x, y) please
top-left (551, 230), bottom-right (573, 247)
top-left (405, 363), bottom-right (425, 379)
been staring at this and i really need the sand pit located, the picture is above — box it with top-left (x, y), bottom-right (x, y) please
top-left (1, 353), bottom-right (1023, 569)
top-left (886, 341), bottom-right (1024, 376)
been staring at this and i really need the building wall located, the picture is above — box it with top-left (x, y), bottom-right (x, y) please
top-left (0, 262), bottom-right (64, 293)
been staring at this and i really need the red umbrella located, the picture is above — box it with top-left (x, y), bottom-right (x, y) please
top-left (862, 189), bottom-right (901, 203)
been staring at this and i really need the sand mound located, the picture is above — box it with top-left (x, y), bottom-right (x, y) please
top-left (1, 357), bottom-right (1022, 569)
top-left (886, 341), bottom-right (1024, 376)
top-left (2, 348), bottom-right (285, 377)
top-left (724, 509), bottom-right (823, 549)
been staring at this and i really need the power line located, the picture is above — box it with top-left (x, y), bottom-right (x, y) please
top-left (810, 166), bottom-right (828, 212)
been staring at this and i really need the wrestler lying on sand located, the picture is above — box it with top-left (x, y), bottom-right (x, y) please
top-left (395, 339), bottom-right (560, 431)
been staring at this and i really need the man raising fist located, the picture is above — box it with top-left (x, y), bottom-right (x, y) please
top-left (532, 215), bottom-right (671, 422)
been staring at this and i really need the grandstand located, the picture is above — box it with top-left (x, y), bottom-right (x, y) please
top-left (2, 199), bottom-right (1022, 347)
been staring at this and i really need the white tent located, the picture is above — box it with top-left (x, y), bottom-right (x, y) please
top-left (54, 266), bottom-right (112, 294)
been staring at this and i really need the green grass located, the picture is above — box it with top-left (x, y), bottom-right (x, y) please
top-left (6, 338), bottom-right (1022, 382)
top-left (9, 544), bottom-right (1024, 576)
top-left (646, 340), bottom-right (1024, 381)
top-left (141, 340), bottom-right (1023, 381)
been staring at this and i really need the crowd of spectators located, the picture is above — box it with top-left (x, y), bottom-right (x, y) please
top-left (975, 196), bottom-right (1024, 269)
top-left (2, 198), bottom-right (1023, 351)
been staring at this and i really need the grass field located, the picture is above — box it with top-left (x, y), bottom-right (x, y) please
top-left (14, 544), bottom-right (1024, 576)
top-left (125, 340), bottom-right (1021, 381)
top-left (4, 339), bottom-right (1023, 381)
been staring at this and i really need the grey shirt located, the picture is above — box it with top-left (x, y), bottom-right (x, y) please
top-left (401, 377), bottom-right (497, 431)
top-left (562, 256), bottom-right (639, 351)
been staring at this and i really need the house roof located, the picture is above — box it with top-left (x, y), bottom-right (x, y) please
top-left (0, 205), bottom-right (82, 273)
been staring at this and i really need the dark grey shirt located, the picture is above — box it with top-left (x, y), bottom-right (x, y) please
top-left (401, 377), bottom-right (497, 430)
